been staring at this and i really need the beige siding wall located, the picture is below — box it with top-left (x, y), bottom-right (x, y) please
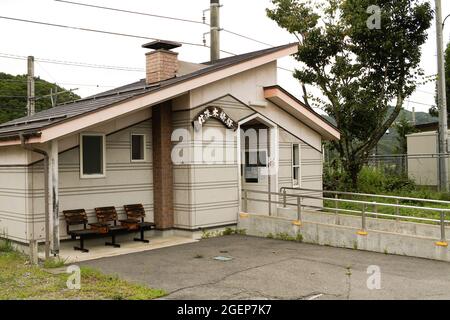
top-left (172, 94), bottom-right (325, 228)
top-left (29, 120), bottom-right (153, 240)
top-left (0, 165), bottom-right (31, 242)
top-left (278, 128), bottom-right (323, 211)
top-left (172, 95), bottom-right (253, 229)
top-left (0, 146), bottom-right (32, 242)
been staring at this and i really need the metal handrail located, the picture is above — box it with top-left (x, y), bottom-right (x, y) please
top-left (279, 186), bottom-right (450, 206)
top-left (242, 188), bottom-right (449, 243)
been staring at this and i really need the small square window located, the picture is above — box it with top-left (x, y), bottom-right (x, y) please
top-left (131, 134), bottom-right (145, 162)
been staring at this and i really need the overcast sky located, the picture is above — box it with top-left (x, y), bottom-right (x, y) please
top-left (0, 0), bottom-right (449, 114)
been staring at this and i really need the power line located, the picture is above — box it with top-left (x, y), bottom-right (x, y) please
top-left (0, 9), bottom-right (296, 96)
top-left (0, 15), bottom-right (239, 57)
top-left (0, 16), bottom-right (206, 48)
top-left (54, 0), bottom-right (205, 25)
top-left (406, 100), bottom-right (435, 107)
top-left (0, 52), bottom-right (144, 72)
top-left (415, 88), bottom-right (436, 96)
top-left (221, 29), bottom-right (274, 47)
top-left (54, 0), bottom-right (276, 48)
top-left (0, 78), bottom-right (119, 88)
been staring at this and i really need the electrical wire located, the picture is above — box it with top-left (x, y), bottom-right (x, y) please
top-left (406, 100), bottom-right (434, 107)
top-left (0, 16), bottom-right (206, 48)
top-left (0, 52), bottom-right (144, 72)
top-left (54, 0), bottom-right (276, 48)
top-left (54, 0), bottom-right (206, 25)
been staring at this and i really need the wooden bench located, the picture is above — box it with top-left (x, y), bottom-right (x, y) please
top-left (122, 204), bottom-right (156, 243)
top-left (94, 206), bottom-right (128, 248)
top-left (63, 209), bottom-right (100, 253)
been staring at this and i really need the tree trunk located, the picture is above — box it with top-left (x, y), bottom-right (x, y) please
top-left (349, 167), bottom-right (359, 190)
top-left (341, 156), bottom-right (363, 191)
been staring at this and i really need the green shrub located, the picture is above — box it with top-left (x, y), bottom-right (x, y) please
top-left (325, 165), bottom-right (417, 195)
top-left (0, 238), bottom-right (14, 253)
top-left (357, 167), bottom-right (415, 194)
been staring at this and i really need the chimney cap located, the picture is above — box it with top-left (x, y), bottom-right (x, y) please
top-left (142, 40), bottom-right (182, 51)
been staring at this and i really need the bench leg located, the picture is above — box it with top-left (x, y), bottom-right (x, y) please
top-left (74, 238), bottom-right (89, 253)
top-left (134, 229), bottom-right (149, 243)
top-left (105, 234), bottom-right (121, 248)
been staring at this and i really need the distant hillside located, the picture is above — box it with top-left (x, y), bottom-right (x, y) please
top-left (0, 72), bottom-right (80, 124)
top-left (323, 107), bottom-right (438, 155)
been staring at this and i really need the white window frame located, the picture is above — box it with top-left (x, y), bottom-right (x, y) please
top-left (80, 133), bottom-right (106, 179)
top-left (292, 143), bottom-right (301, 188)
top-left (130, 133), bottom-right (147, 163)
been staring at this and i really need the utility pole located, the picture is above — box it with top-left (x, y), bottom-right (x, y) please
top-left (436, 0), bottom-right (448, 191)
top-left (26, 56), bottom-right (35, 116)
top-left (50, 86), bottom-right (58, 108)
top-left (210, 0), bottom-right (220, 62)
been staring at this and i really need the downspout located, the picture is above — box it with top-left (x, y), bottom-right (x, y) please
top-left (20, 133), bottom-right (50, 260)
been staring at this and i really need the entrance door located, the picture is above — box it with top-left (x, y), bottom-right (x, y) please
top-left (240, 118), bottom-right (276, 215)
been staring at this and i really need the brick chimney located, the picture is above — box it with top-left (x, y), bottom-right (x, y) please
top-left (142, 40), bottom-right (181, 84)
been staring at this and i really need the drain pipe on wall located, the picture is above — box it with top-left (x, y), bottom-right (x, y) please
top-left (20, 133), bottom-right (50, 261)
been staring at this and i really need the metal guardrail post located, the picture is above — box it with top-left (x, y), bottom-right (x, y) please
top-left (283, 189), bottom-right (287, 208)
top-left (334, 194), bottom-right (338, 214)
top-left (243, 190), bottom-right (248, 213)
top-left (358, 204), bottom-right (368, 236)
top-left (362, 204), bottom-right (366, 231)
top-left (395, 199), bottom-right (400, 221)
top-left (373, 202), bottom-right (378, 219)
top-left (440, 212), bottom-right (446, 244)
top-left (297, 196), bottom-right (302, 222)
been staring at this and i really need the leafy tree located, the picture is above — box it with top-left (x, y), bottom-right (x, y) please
top-left (429, 42), bottom-right (450, 117)
top-left (267, 0), bottom-right (433, 188)
top-left (0, 72), bottom-right (80, 124)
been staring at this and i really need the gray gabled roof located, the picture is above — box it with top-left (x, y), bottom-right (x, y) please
top-left (0, 43), bottom-right (297, 140)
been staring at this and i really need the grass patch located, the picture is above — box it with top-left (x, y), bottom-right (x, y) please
top-left (0, 251), bottom-right (166, 300)
top-left (42, 257), bottom-right (68, 269)
top-left (201, 227), bottom-right (247, 239)
top-left (267, 232), bottom-right (303, 243)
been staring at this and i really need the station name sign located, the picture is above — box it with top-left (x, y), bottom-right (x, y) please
top-left (192, 106), bottom-right (238, 131)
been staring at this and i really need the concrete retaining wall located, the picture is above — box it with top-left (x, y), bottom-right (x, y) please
top-left (238, 211), bottom-right (450, 262)
top-left (276, 207), bottom-right (450, 240)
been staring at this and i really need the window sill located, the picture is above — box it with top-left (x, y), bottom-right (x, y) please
top-left (131, 159), bottom-right (146, 163)
top-left (80, 174), bottom-right (106, 179)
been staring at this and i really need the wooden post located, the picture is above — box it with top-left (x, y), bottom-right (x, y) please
top-left (43, 156), bottom-right (50, 259)
top-left (49, 140), bottom-right (59, 256)
top-left (297, 196), bottom-right (302, 221)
